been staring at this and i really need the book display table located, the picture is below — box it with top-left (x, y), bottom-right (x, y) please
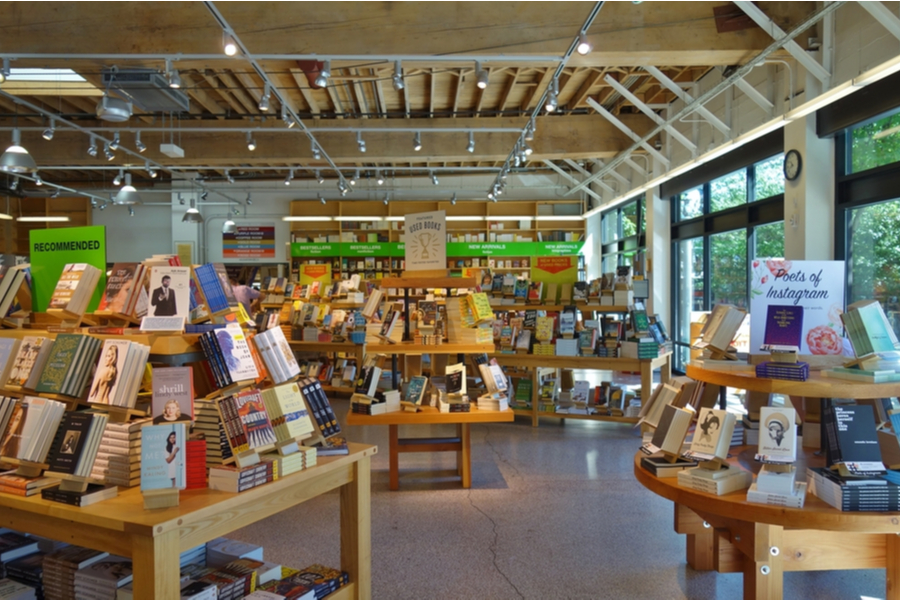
top-left (492, 352), bottom-right (672, 426)
top-left (289, 340), bottom-right (367, 394)
top-left (634, 447), bottom-right (900, 600)
top-left (346, 406), bottom-right (513, 491)
top-left (0, 442), bottom-right (376, 600)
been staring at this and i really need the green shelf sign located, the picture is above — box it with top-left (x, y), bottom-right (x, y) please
top-left (291, 243), bottom-right (338, 257)
top-left (536, 241), bottom-right (585, 256)
top-left (291, 240), bottom-right (584, 259)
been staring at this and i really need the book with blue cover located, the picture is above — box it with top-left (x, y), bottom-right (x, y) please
top-left (761, 304), bottom-right (803, 352)
top-left (193, 263), bottom-right (231, 315)
top-left (140, 422), bottom-right (186, 491)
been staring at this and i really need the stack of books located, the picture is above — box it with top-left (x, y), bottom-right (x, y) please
top-left (199, 325), bottom-right (260, 390)
top-left (676, 466), bottom-right (752, 495)
top-left (0, 534), bottom-right (39, 574)
top-left (5, 552), bottom-right (46, 597)
top-left (300, 379), bottom-right (341, 438)
top-left (260, 383), bottom-right (316, 445)
top-left (216, 389), bottom-right (278, 455)
top-left (755, 360), bottom-right (810, 381)
top-left (193, 558), bottom-right (263, 598)
top-left (47, 263), bottom-right (102, 318)
top-left (34, 334), bottom-right (102, 398)
top-left (91, 418), bottom-right (148, 488)
top-left (260, 564), bottom-right (349, 600)
top-left (185, 438), bottom-right (208, 490)
top-left (0, 578), bottom-right (35, 599)
top-left (41, 546), bottom-right (109, 600)
top-left (0, 472), bottom-right (60, 497)
top-left (263, 447), bottom-right (317, 478)
top-left (205, 538), bottom-right (263, 569)
top-left (620, 339), bottom-right (659, 359)
top-left (251, 327), bottom-right (302, 384)
top-left (193, 399), bottom-right (233, 468)
top-left (73, 556), bottom-right (133, 599)
top-left (807, 467), bottom-right (900, 511)
top-left (208, 461), bottom-right (276, 493)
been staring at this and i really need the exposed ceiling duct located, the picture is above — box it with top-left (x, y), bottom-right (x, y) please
top-left (101, 68), bottom-right (190, 112)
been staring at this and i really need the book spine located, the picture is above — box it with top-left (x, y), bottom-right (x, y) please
top-left (199, 334), bottom-right (225, 389)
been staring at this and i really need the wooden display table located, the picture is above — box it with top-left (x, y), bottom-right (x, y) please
top-left (0, 443), bottom-right (376, 600)
top-left (492, 352), bottom-right (672, 426)
top-left (346, 406), bottom-right (513, 490)
top-left (634, 447), bottom-right (900, 600)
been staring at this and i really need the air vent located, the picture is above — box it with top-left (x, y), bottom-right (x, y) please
top-left (102, 68), bottom-right (190, 112)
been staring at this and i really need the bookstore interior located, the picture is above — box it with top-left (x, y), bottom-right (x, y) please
top-left (4, 2), bottom-right (900, 599)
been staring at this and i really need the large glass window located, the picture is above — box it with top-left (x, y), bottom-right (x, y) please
top-left (675, 237), bottom-right (704, 368)
top-left (710, 230), bottom-right (748, 309)
top-left (848, 110), bottom-right (900, 174)
top-left (847, 199), bottom-right (900, 334)
top-left (622, 202), bottom-right (638, 237)
top-left (599, 196), bottom-right (645, 276)
top-left (601, 211), bottom-right (619, 244)
top-left (710, 170), bottom-right (747, 212)
top-left (754, 155), bottom-right (785, 200)
top-left (678, 186), bottom-right (703, 221)
top-left (753, 221), bottom-right (785, 259)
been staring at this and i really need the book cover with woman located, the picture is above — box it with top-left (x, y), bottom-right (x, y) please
top-left (140, 423), bottom-right (186, 491)
top-left (88, 340), bottom-right (129, 406)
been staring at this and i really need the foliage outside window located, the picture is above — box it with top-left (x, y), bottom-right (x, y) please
top-left (847, 199), bottom-right (900, 335)
top-left (710, 229), bottom-right (748, 309)
top-left (710, 170), bottom-right (747, 212)
top-left (754, 155), bottom-right (785, 200)
top-left (848, 111), bottom-right (900, 174)
top-left (754, 221), bottom-right (785, 259)
top-left (622, 202), bottom-right (638, 237)
top-left (679, 186), bottom-right (703, 221)
top-left (601, 212), bottom-right (619, 244)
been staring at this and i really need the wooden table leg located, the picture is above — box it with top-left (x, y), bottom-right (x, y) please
top-left (131, 528), bottom-right (180, 600)
top-left (341, 454), bottom-right (372, 600)
top-left (388, 424), bottom-right (399, 491)
top-left (743, 522), bottom-right (784, 600)
top-left (887, 533), bottom-right (900, 600)
top-left (661, 352), bottom-right (672, 383)
top-left (459, 423), bottom-right (471, 488)
top-left (531, 367), bottom-right (539, 427)
top-left (641, 361), bottom-right (653, 404)
top-left (674, 504), bottom-right (715, 571)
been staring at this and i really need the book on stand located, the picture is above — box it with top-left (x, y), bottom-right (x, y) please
top-left (151, 366), bottom-right (194, 424)
top-left (822, 403), bottom-right (886, 477)
top-left (140, 422), bottom-right (187, 491)
top-left (683, 408), bottom-right (736, 463)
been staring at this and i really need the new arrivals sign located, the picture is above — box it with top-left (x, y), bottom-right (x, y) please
top-left (749, 259), bottom-right (846, 356)
top-left (30, 225), bottom-right (107, 312)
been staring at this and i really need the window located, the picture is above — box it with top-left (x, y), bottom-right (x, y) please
top-left (754, 155), bottom-right (785, 200)
top-left (622, 202), bottom-right (638, 237)
top-left (846, 199), bottom-right (900, 336)
top-left (601, 211), bottom-right (619, 244)
top-left (753, 221), bottom-right (784, 259)
top-left (848, 108), bottom-right (900, 174)
top-left (709, 170), bottom-right (747, 212)
top-left (599, 196), bottom-right (645, 276)
top-left (675, 237), bottom-right (704, 368)
top-left (710, 230), bottom-right (748, 309)
top-left (678, 186), bottom-right (703, 221)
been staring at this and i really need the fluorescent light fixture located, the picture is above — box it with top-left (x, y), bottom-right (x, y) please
top-left (535, 215), bottom-right (584, 221)
top-left (6, 67), bottom-right (86, 82)
top-left (282, 216), bottom-right (333, 222)
top-left (0, 213), bottom-right (12, 220)
top-left (17, 216), bottom-right (70, 222)
top-left (446, 216), bottom-right (485, 221)
top-left (334, 216), bottom-right (383, 221)
top-left (494, 216), bottom-right (533, 221)
top-left (385, 216), bottom-right (405, 221)
top-left (784, 80), bottom-right (856, 122)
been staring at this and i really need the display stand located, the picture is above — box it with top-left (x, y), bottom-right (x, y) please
top-left (91, 311), bottom-right (141, 327)
top-left (4, 458), bottom-right (48, 478)
top-left (142, 488), bottom-right (180, 509)
top-left (44, 472), bottom-right (98, 494)
top-left (274, 434), bottom-right (310, 456)
top-left (205, 379), bottom-right (255, 400)
top-left (92, 404), bottom-right (150, 423)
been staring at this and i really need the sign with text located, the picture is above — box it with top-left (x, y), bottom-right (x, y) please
top-left (299, 263), bottom-right (332, 286)
top-left (405, 210), bottom-right (446, 271)
top-left (30, 225), bottom-right (107, 312)
top-left (536, 241), bottom-right (584, 256)
top-left (290, 241), bottom-right (585, 259)
top-left (223, 224), bottom-right (275, 259)
top-left (749, 259), bottom-right (846, 356)
top-left (531, 255), bottom-right (579, 285)
top-left (291, 243), bottom-right (337, 257)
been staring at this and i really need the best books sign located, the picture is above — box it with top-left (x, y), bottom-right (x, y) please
top-left (749, 259), bottom-right (846, 356)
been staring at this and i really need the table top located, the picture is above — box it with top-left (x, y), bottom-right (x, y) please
top-left (634, 447), bottom-right (900, 533)
top-left (346, 405), bottom-right (515, 426)
top-left (365, 342), bottom-right (494, 355)
top-left (492, 352), bottom-right (671, 369)
top-left (686, 364), bottom-right (900, 398)
top-left (0, 442), bottom-right (377, 539)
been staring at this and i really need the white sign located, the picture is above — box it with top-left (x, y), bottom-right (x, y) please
top-left (749, 259), bottom-right (846, 356)
top-left (405, 210), bottom-right (447, 271)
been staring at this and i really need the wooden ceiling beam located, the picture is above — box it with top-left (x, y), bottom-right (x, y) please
top-left (179, 74), bottom-right (226, 118)
top-left (521, 68), bottom-right (556, 112)
top-left (289, 69), bottom-right (319, 116)
top-left (200, 70), bottom-right (247, 114)
top-left (216, 72), bottom-right (258, 114)
top-left (498, 68), bottom-right (519, 113)
top-left (2, 2), bottom-right (815, 67)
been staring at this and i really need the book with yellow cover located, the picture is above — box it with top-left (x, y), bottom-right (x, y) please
top-left (467, 292), bottom-right (494, 325)
top-left (535, 316), bottom-right (554, 342)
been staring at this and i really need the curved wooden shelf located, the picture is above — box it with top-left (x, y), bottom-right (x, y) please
top-left (686, 364), bottom-right (900, 399)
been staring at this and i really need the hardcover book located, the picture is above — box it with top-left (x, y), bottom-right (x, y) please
top-left (97, 262), bottom-right (139, 314)
top-left (513, 279), bottom-right (529, 302)
top-left (140, 422), bottom-right (187, 491)
top-left (261, 382), bottom-right (315, 441)
top-left (644, 404), bottom-right (693, 457)
top-left (445, 362), bottom-right (466, 396)
top-left (761, 304), bottom-right (803, 352)
top-left (233, 388), bottom-right (278, 450)
top-left (466, 293), bottom-right (494, 325)
top-left (87, 339), bottom-right (130, 406)
top-left (148, 266), bottom-right (191, 320)
top-left (46, 411), bottom-right (95, 474)
top-left (215, 325), bottom-right (260, 383)
top-left (823, 404), bottom-right (886, 476)
top-left (151, 366), bottom-right (194, 424)
top-left (685, 408), bottom-right (736, 462)
top-left (842, 299), bottom-right (900, 357)
top-left (406, 376), bottom-right (428, 406)
top-left (535, 316), bottom-right (554, 342)
top-left (5, 335), bottom-right (48, 389)
top-left (757, 406), bottom-right (798, 463)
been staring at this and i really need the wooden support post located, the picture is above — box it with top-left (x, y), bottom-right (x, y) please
top-left (458, 423), bottom-right (471, 488)
top-left (531, 366), bottom-right (539, 427)
top-left (887, 533), bottom-right (900, 600)
top-left (388, 424), bottom-right (400, 491)
top-left (341, 454), bottom-right (372, 600)
top-left (743, 522), bottom-right (784, 600)
top-left (131, 528), bottom-right (180, 600)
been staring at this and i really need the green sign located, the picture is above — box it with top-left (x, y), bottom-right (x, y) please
top-left (447, 242), bottom-right (537, 257)
top-left (30, 225), bottom-right (107, 313)
top-left (342, 243), bottom-right (390, 257)
top-left (291, 243), bottom-right (337, 257)
top-left (290, 240), bottom-right (585, 259)
top-left (536, 241), bottom-right (585, 256)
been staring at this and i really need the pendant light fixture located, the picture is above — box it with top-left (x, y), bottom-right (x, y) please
top-left (182, 197), bottom-right (203, 223)
top-left (0, 129), bottom-right (38, 174)
top-left (114, 173), bottom-right (142, 205)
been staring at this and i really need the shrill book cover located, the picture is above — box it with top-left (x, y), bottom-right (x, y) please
top-left (152, 366), bottom-right (194, 424)
top-left (141, 423), bottom-right (186, 491)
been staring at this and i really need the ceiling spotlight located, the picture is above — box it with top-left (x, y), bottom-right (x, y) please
top-left (225, 170), bottom-right (235, 184)
top-left (487, 191), bottom-right (495, 201)
top-left (311, 141), bottom-right (321, 160)
top-left (0, 129), bottom-right (38, 174)
top-left (524, 122), bottom-right (535, 141)
top-left (135, 131), bottom-right (146, 153)
top-left (338, 180), bottom-right (349, 196)
top-left (357, 131), bottom-right (366, 153)
top-left (315, 169), bottom-right (324, 184)
top-left (246, 131), bottom-right (257, 152)
top-left (99, 203), bottom-right (105, 211)
top-left (178, 193), bottom-right (185, 205)
top-left (284, 168), bottom-right (294, 186)
top-left (382, 194), bottom-right (389, 206)
top-left (0, 58), bottom-right (9, 84)
top-left (319, 194), bottom-right (326, 205)
top-left (165, 58), bottom-right (182, 88)
top-left (87, 138), bottom-right (98, 157)
top-left (545, 78), bottom-right (559, 113)
top-left (315, 60), bottom-right (331, 88)
top-left (376, 170), bottom-right (384, 185)
top-left (392, 60), bottom-right (404, 91)
top-left (109, 131), bottom-right (120, 151)
top-left (223, 32), bottom-right (238, 56)
top-left (259, 83), bottom-right (271, 112)
top-left (182, 197), bottom-right (203, 223)
top-left (451, 193), bottom-right (457, 205)
top-left (104, 142), bottom-right (115, 162)
top-left (9, 179), bottom-right (17, 191)
top-left (466, 131), bottom-right (475, 153)
top-left (413, 131), bottom-right (422, 152)
top-left (350, 169), bottom-right (359, 185)
top-left (128, 206), bottom-right (135, 217)
top-left (33, 174), bottom-right (43, 186)
top-left (500, 168), bottom-right (508, 181)
top-left (42, 120), bottom-right (55, 141)
top-left (282, 106), bottom-right (296, 128)
top-left (145, 161), bottom-right (158, 178)
top-left (222, 217), bottom-right (236, 234)
top-left (431, 171), bottom-right (439, 186)
top-left (523, 142), bottom-right (533, 156)
top-left (475, 61), bottom-right (489, 90)
top-left (113, 169), bottom-right (124, 186)
top-left (114, 173), bottom-right (142, 205)
top-left (201, 191), bottom-right (209, 201)
top-left (576, 33), bottom-right (593, 56)
top-left (246, 193), bottom-right (252, 205)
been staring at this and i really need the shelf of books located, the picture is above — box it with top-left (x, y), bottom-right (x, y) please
top-left (0, 254), bottom-right (374, 599)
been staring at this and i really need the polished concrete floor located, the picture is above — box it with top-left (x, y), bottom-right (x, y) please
top-left (232, 397), bottom-right (885, 600)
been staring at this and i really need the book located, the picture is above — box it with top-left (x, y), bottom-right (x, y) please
top-left (756, 406), bottom-right (797, 463)
top-left (405, 376), bottom-right (428, 406)
top-left (192, 263), bottom-right (233, 316)
top-left (640, 453), bottom-right (698, 478)
top-left (631, 309), bottom-right (650, 334)
top-left (694, 303), bottom-right (746, 354)
top-left (683, 408), bottom-right (736, 462)
top-left (140, 422), bottom-right (187, 491)
top-left (48, 263), bottom-right (101, 316)
top-left (314, 435), bottom-right (349, 456)
top-left (41, 483), bottom-right (118, 506)
top-left (637, 382), bottom-right (682, 429)
top-left (0, 339), bottom-right (20, 389)
top-left (86, 339), bottom-right (131, 406)
top-left (842, 299), bottom-right (900, 357)
top-left (148, 265), bottom-right (191, 320)
top-left (231, 388), bottom-right (278, 451)
top-left (96, 262), bottom-right (140, 315)
top-left (466, 293), bottom-right (494, 325)
top-left (760, 304), bottom-right (803, 353)
top-left (46, 411), bottom-right (107, 476)
top-left (34, 334), bottom-right (102, 397)
top-left (4, 336), bottom-right (48, 389)
top-left (677, 466), bottom-right (752, 495)
top-left (643, 404), bottom-right (693, 457)
top-left (535, 316), bottom-right (554, 342)
top-left (260, 382), bottom-right (315, 442)
top-left (151, 366), bottom-right (194, 424)
top-left (445, 362), bottom-right (467, 396)
top-left (214, 324), bottom-right (260, 384)
top-left (823, 404), bottom-right (886, 476)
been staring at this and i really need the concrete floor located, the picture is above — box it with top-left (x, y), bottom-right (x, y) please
top-left (231, 397), bottom-right (885, 600)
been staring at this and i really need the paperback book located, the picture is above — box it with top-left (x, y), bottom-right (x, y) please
top-left (140, 422), bottom-right (187, 491)
top-left (151, 366), bottom-right (194, 424)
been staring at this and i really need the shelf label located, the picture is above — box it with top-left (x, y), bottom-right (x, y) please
top-left (447, 242), bottom-right (537, 256)
top-left (291, 243), bottom-right (338, 257)
top-left (537, 242), bottom-right (584, 256)
top-left (342, 242), bottom-right (390, 257)
top-left (291, 240), bottom-right (585, 259)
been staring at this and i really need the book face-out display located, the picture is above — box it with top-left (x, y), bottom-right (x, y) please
top-left (757, 406), bottom-right (797, 463)
top-left (148, 266), bottom-right (191, 320)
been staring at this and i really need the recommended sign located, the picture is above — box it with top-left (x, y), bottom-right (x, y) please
top-left (223, 224), bottom-right (275, 259)
top-left (30, 225), bottom-right (107, 313)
